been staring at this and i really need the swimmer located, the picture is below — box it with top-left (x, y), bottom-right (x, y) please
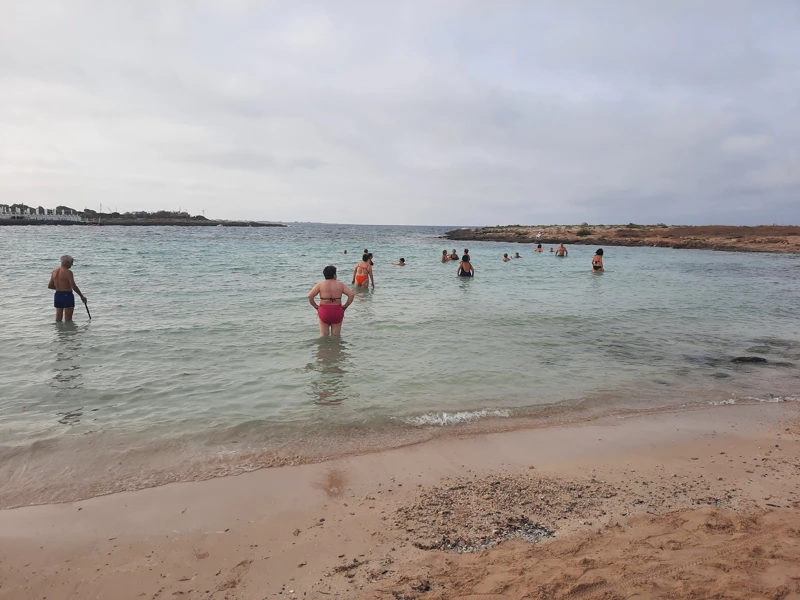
top-left (441, 249), bottom-right (449, 263)
top-left (48, 255), bottom-right (87, 322)
top-left (393, 258), bottom-right (406, 266)
top-left (308, 265), bottom-right (354, 337)
top-left (449, 249), bottom-right (459, 261)
top-left (503, 253), bottom-right (511, 262)
top-left (352, 253), bottom-right (374, 288)
top-left (514, 252), bottom-right (522, 258)
top-left (592, 248), bottom-right (604, 272)
top-left (344, 250), bottom-right (347, 254)
top-left (457, 255), bottom-right (474, 277)
top-left (555, 243), bottom-right (568, 257)
top-left (549, 247), bottom-right (554, 253)
top-left (535, 244), bottom-right (543, 253)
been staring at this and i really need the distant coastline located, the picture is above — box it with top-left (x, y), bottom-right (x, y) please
top-left (445, 224), bottom-right (800, 254)
top-left (0, 219), bottom-right (285, 227)
top-left (0, 204), bottom-right (286, 227)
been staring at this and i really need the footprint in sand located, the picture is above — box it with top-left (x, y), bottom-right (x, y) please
top-left (215, 559), bottom-right (252, 592)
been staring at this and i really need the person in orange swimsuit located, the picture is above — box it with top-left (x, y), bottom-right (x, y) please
top-left (352, 254), bottom-right (374, 288)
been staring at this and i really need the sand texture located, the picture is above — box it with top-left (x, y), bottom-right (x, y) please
top-left (0, 403), bottom-right (798, 600)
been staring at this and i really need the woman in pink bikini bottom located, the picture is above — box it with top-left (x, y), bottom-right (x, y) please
top-left (307, 265), bottom-right (355, 336)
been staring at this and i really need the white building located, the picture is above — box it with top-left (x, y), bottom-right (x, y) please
top-left (0, 206), bottom-right (83, 222)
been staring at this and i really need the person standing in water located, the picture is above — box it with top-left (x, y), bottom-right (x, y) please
top-left (458, 254), bottom-right (474, 277)
top-left (48, 255), bottom-right (87, 323)
top-left (592, 248), bottom-right (604, 272)
top-left (535, 244), bottom-right (543, 253)
top-left (449, 249), bottom-right (459, 260)
top-left (308, 266), bottom-right (354, 336)
top-left (555, 243), bottom-right (568, 257)
top-left (503, 253), bottom-right (511, 262)
top-left (352, 253), bottom-right (374, 288)
top-left (441, 250), bottom-right (449, 263)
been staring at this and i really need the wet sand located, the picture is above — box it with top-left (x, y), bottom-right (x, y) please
top-left (1, 402), bottom-right (798, 600)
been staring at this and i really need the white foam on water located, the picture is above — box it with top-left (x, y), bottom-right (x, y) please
top-left (709, 395), bottom-right (799, 406)
top-left (399, 409), bottom-right (512, 427)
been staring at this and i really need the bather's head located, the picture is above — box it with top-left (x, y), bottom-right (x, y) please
top-left (60, 255), bottom-right (74, 268)
top-left (323, 265), bottom-right (337, 280)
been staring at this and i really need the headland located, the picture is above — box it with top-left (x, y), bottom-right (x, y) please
top-left (446, 224), bottom-right (800, 253)
top-left (0, 204), bottom-right (285, 227)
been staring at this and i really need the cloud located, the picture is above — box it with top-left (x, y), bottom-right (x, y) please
top-left (1, 1), bottom-right (798, 224)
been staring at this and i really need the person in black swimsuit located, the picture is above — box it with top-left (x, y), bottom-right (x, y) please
top-left (592, 248), bottom-right (604, 272)
top-left (457, 255), bottom-right (474, 277)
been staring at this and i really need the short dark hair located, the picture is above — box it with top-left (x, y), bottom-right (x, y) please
top-left (537, 243), bottom-right (542, 248)
top-left (596, 248), bottom-right (604, 256)
top-left (464, 248), bottom-right (469, 253)
top-left (399, 258), bottom-right (405, 262)
top-left (362, 253), bottom-right (370, 261)
top-left (462, 255), bottom-right (470, 262)
top-left (363, 249), bottom-right (368, 253)
top-left (503, 253), bottom-right (508, 257)
top-left (368, 253), bottom-right (373, 258)
top-left (323, 265), bottom-right (337, 279)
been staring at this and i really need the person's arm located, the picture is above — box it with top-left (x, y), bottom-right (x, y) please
top-left (69, 272), bottom-right (86, 301)
top-left (341, 284), bottom-right (355, 310)
top-left (48, 270), bottom-right (56, 290)
top-left (369, 264), bottom-right (374, 287)
top-left (564, 249), bottom-right (568, 257)
top-left (307, 284), bottom-right (321, 310)
top-left (351, 264), bottom-right (357, 284)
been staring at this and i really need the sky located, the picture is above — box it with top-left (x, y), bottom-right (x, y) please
top-left (1, 1), bottom-right (799, 226)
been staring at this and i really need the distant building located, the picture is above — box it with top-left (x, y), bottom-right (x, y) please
top-left (0, 205), bottom-right (83, 222)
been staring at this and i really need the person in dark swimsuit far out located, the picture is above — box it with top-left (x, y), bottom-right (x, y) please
top-left (592, 248), bottom-right (604, 272)
top-left (457, 255), bottom-right (474, 277)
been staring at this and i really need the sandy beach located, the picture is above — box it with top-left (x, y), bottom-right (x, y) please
top-left (1, 402), bottom-right (798, 600)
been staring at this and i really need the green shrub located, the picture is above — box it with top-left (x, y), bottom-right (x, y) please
top-left (576, 228), bottom-right (593, 237)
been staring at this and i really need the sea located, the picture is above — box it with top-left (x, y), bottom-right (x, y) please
top-left (1, 223), bottom-right (799, 508)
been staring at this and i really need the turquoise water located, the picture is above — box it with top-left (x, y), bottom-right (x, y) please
top-left (1, 224), bottom-right (799, 507)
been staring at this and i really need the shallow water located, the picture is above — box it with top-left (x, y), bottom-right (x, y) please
top-left (1, 224), bottom-right (799, 506)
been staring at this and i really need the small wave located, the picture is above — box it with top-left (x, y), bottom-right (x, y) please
top-left (399, 409), bottom-right (512, 427)
top-left (709, 395), bottom-right (799, 406)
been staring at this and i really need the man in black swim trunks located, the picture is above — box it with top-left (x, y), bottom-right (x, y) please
top-left (48, 255), bottom-right (87, 322)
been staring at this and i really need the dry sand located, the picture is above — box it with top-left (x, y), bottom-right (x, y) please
top-left (1, 403), bottom-right (798, 600)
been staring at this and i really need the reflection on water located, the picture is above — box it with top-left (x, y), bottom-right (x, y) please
top-left (50, 322), bottom-right (85, 392)
top-left (306, 338), bottom-right (357, 406)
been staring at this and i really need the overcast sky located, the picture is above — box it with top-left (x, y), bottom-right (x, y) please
top-left (1, 1), bottom-right (798, 225)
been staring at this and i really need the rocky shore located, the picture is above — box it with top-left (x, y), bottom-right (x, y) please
top-left (445, 224), bottom-right (800, 253)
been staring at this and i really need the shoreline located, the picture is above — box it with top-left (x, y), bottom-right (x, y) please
top-left (1, 402), bottom-right (798, 599)
top-left (0, 220), bottom-right (286, 227)
top-left (4, 391), bottom-right (797, 511)
top-left (445, 224), bottom-right (800, 254)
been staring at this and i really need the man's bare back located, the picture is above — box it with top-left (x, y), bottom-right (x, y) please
top-left (48, 255), bottom-right (86, 322)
